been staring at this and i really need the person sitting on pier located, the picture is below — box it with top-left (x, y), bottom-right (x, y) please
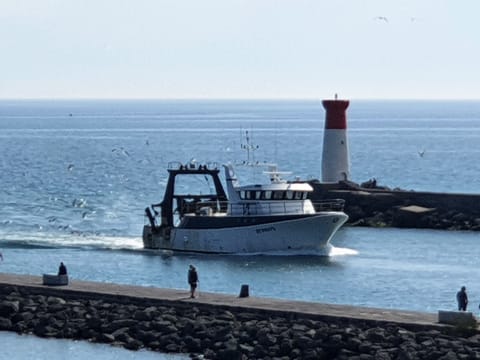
top-left (58, 262), bottom-right (67, 276)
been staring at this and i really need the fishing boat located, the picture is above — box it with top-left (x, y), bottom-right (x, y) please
top-left (142, 161), bottom-right (348, 254)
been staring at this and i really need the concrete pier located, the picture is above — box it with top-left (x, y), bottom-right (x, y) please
top-left (3, 272), bottom-right (480, 359)
top-left (0, 272), bottom-right (439, 328)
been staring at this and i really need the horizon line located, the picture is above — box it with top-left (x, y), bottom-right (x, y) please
top-left (1, 97), bottom-right (480, 102)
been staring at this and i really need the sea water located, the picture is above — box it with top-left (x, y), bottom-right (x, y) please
top-left (1, 99), bottom-right (480, 358)
top-left (0, 331), bottom-right (187, 359)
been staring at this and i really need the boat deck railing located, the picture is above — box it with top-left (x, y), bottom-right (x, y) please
top-left (196, 199), bottom-right (345, 217)
top-left (146, 199), bottom-right (346, 227)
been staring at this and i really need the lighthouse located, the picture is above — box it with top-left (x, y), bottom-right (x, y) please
top-left (321, 97), bottom-right (350, 183)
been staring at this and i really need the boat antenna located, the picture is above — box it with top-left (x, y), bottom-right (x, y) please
top-left (274, 123), bottom-right (279, 165)
top-left (240, 129), bottom-right (259, 166)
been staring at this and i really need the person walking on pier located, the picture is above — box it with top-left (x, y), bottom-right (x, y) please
top-left (457, 286), bottom-right (468, 311)
top-left (188, 265), bottom-right (199, 298)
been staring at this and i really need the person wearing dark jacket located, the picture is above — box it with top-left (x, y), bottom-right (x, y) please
top-left (58, 262), bottom-right (67, 276)
top-left (188, 265), bottom-right (199, 298)
top-left (457, 286), bottom-right (468, 311)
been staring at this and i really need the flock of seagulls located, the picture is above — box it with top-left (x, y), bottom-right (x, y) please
top-left (64, 139), bottom-right (153, 222)
top-left (67, 141), bottom-right (145, 173)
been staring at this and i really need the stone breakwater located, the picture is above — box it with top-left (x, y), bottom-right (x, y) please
top-left (2, 283), bottom-right (480, 359)
top-left (310, 181), bottom-right (480, 231)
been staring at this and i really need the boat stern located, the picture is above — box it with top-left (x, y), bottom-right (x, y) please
top-left (142, 225), bottom-right (172, 249)
top-left (142, 225), bottom-right (156, 248)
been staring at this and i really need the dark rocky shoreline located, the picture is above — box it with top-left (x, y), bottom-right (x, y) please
top-left (2, 283), bottom-right (480, 359)
top-left (310, 181), bottom-right (480, 232)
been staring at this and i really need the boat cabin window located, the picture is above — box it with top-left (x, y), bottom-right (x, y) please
top-left (240, 191), bottom-right (257, 200)
top-left (273, 191), bottom-right (284, 200)
top-left (238, 190), bottom-right (305, 201)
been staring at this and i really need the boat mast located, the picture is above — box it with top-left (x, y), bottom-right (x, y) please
top-left (240, 129), bottom-right (259, 166)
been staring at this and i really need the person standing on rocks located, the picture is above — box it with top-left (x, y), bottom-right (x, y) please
top-left (188, 264), bottom-right (199, 298)
top-left (457, 286), bottom-right (468, 311)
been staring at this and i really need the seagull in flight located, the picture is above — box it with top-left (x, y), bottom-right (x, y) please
top-left (374, 16), bottom-right (389, 23)
top-left (418, 149), bottom-right (426, 157)
top-left (112, 147), bottom-right (130, 157)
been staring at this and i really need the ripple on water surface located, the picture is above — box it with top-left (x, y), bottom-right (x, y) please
top-left (1, 332), bottom-right (188, 360)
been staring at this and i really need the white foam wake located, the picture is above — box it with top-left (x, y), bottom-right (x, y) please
top-left (0, 232), bottom-right (144, 250)
top-left (329, 246), bottom-right (359, 256)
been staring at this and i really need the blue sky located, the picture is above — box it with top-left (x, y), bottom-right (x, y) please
top-left (1, 0), bottom-right (478, 99)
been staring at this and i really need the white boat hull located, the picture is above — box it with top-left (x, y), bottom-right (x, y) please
top-left (143, 212), bottom-right (348, 254)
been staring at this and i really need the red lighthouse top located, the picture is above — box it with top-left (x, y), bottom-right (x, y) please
top-left (322, 98), bottom-right (349, 130)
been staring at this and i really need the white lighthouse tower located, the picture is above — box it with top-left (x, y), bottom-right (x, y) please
top-left (321, 98), bottom-right (350, 183)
